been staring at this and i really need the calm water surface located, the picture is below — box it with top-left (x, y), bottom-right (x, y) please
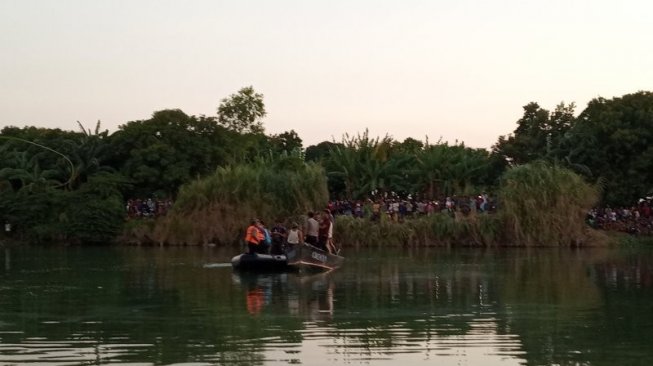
top-left (0, 245), bottom-right (652, 365)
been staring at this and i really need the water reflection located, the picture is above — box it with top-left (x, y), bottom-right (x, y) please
top-left (0, 246), bottom-right (652, 365)
top-left (233, 271), bottom-right (335, 320)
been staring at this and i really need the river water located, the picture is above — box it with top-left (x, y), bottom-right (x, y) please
top-left (0, 245), bottom-right (652, 365)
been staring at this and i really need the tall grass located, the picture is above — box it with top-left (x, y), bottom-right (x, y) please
top-left (497, 161), bottom-right (602, 246)
top-left (333, 213), bottom-right (502, 248)
top-left (151, 159), bottom-right (328, 245)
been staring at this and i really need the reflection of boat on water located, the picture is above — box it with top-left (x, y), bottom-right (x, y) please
top-left (232, 270), bottom-right (336, 319)
top-left (231, 243), bottom-right (344, 273)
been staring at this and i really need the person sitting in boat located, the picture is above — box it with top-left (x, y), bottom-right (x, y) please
top-left (286, 222), bottom-right (303, 247)
top-left (305, 211), bottom-right (319, 247)
top-left (318, 210), bottom-right (331, 252)
top-left (245, 219), bottom-right (264, 254)
top-left (270, 219), bottom-right (287, 255)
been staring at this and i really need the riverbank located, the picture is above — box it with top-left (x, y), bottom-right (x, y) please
top-left (611, 233), bottom-right (653, 247)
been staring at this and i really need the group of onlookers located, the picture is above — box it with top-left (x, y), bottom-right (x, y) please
top-left (327, 194), bottom-right (653, 236)
top-left (245, 210), bottom-right (337, 255)
top-left (588, 197), bottom-right (653, 235)
top-left (326, 194), bottom-right (496, 222)
top-left (125, 198), bottom-right (173, 218)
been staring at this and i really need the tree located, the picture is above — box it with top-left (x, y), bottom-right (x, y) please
top-left (109, 109), bottom-right (233, 197)
top-left (269, 130), bottom-right (303, 155)
top-left (393, 137), bottom-right (424, 155)
top-left (326, 131), bottom-right (407, 199)
top-left (564, 92), bottom-right (653, 204)
top-left (414, 142), bottom-right (491, 199)
top-left (217, 86), bottom-right (266, 134)
top-left (305, 141), bottom-right (342, 162)
top-left (493, 102), bottom-right (575, 165)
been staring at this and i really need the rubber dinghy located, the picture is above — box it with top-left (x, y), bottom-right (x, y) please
top-left (231, 253), bottom-right (291, 272)
top-left (231, 243), bottom-right (344, 272)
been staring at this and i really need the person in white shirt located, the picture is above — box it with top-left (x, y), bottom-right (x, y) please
top-left (305, 211), bottom-right (319, 246)
top-left (286, 223), bottom-right (303, 246)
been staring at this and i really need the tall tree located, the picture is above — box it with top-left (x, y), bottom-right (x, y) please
top-left (269, 130), bottom-right (303, 155)
top-left (493, 102), bottom-right (575, 165)
top-left (565, 92), bottom-right (653, 204)
top-left (217, 86), bottom-right (266, 134)
top-left (108, 109), bottom-right (232, 197)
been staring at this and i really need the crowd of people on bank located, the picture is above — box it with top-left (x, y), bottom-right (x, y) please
top-left (325, 194), bottom-right (497, 222)
top-left (125, 198), bottom-right (173, 218)
top-left (588, 197), bottom-right (653, 235)
top-left (241, 194), bottom-right (498, 256)
top-left (244, 210), bottom-right (337, 255)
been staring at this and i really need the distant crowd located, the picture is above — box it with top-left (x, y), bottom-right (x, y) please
top-left (328, 193), bottom-right (653, 236)
top-left (326, 194), bottom-right (497, 222)
top-left (124, 193), bottom-right (653, 237)
top-left (126, 198), bottom-right (173, 218)
top-left (588, 197), bottom-right (653, 235)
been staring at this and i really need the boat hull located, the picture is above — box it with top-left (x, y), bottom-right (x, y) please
top-left (231, 253), bottom-right (293, 272)
top-left (286, 244), bottom-right (345, 272)
top-left (231, 244), bottom-right (344, 272)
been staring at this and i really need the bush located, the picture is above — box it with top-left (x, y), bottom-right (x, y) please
top-left (152, 158), bottom-right (329, 245)
top-left (497, 161), bottom-right (601, 246)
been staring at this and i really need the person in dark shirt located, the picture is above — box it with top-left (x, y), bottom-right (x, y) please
top-left (270, 219), bottom-right (287, 255)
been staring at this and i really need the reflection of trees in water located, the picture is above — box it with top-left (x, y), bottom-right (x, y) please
top-left (494, 248), bottom-right (653, 366)
top-left (328, 247), bottom-right (653, 365)
top-left (2, 246), bottom-right (653, 365)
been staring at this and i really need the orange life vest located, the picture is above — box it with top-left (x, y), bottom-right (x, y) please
top-left (245, 225), bottom-right (260, 244)
top-left (246, 288), bottom-right (264, 315)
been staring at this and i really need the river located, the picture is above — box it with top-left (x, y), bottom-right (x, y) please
top-left (0, 245), bottom-right (651, 365)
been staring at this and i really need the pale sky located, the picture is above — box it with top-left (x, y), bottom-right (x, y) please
top-left (1, 0), bottom-right (652, 148)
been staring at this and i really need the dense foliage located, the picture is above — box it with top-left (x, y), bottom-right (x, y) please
top-left (1, 88), bottom-right (651, 245)
top-left (144, 155), bottom-right (328, 245)
top-left (494, 91), bottom-right (653, 204)
top-left (497, 161), bottom-right (602, 246)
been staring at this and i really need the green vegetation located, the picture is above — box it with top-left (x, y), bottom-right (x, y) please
top-left (335, 162), bottom-right (604, 247)
top-left (334, 213), bottom-right (501, 248)
top-left (147, 155), bottom-right (328, 245)
top-left (494, 92), bottom-right (653, 204)
top-left (317, 130), bottom-right (498, 200)
top-left (1, 89), bottom-right (651, 245)
top-left (496, 162), bottom-right (604, 246)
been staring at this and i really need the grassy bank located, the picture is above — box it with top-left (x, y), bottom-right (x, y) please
top-left (121, 157), bottom-right (328, 245)
top-left (121, 161), bottom-right (608, 247)
top-left (334, 162), bottom-right (607, 247)
top-left (333, 212), bottom-right (502, 248)
top-left (611, 233), bottom-right (653, 247)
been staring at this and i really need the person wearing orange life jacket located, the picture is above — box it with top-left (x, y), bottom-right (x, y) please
top-left (245, 219), bottom-right (264, 254)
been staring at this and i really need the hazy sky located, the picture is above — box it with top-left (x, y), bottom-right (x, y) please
top-left (1, 0), bottom-right (652, 148)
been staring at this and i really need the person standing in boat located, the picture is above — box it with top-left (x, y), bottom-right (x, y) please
top-left (244, 219), bottom-right (264, 254)
top-left (305, 211), bottom-right (319, 247)
top-left (270, 219), bottom-right (287, 255)
top-left (318, 210), bottom-right (331, 252)
top-left (326, 209), bottom-right (337, 254)
top-left (258, 220), bottom-right (272, 254)
top-left (286, 222), bottom-right (303, 247)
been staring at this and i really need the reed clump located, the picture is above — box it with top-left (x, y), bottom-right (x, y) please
top-left (151, 159), bottom-right (328, 245)
top-left (497, 161), bottom-right (602, 246)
